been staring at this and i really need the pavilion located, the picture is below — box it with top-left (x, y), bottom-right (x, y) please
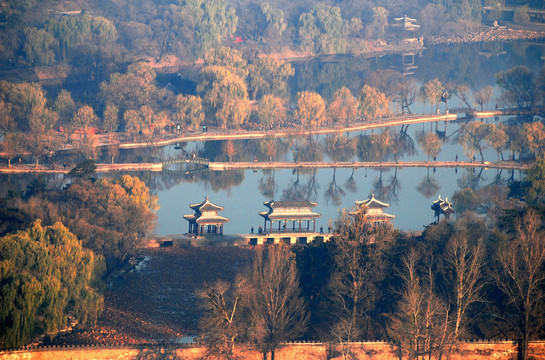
top-left (431, 196), bottom-right (454, 222)
top-left (351, 194), bottom-right (395, 226)
top-left (184, 197), bottom-right (229, 236)
top-left (259, 200), bottom-right (321, 234)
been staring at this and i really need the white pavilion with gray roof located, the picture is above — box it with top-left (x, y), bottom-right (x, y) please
top-left (259, 200), bottom-right (321, 234)
top-left (351, 194), bottom-right (395, 226)
top-left (184, 197), bottom-right (229, 236)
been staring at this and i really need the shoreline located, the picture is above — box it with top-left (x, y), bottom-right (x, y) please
top-left (0, 159), bottom-right (532, 174)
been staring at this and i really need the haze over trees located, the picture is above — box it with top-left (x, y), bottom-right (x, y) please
top-left (2, 0), bottom-right (545, 356)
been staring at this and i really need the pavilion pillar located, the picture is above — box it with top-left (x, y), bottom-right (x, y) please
top-left (313, 220), bottom-right (316, 232)
top-left (292, 221), bottom-right (295, 231)
top-left (264, 218), bottom-right (267, 233)
top-left (298, 221), bottom-right (302, 232)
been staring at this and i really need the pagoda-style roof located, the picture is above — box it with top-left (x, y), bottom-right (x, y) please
top-left (184, 197), bottom-right (229, 225)
top-left (183, 214), bottom-right (229, 225)
top-left (190, 197), bottom-right (224, 212)
top-left (432, 196), bottom-right (454, 216)
top-left (355, 194), bottom-right (390, 209)
top-left (351, 194), bottom-right (395, 222)
top-left (260, 200), bottom-right (321, 221)
top-left (263, 200), bottom-right (317, 209)
top-left (393, 15), bottom-right (421, 31)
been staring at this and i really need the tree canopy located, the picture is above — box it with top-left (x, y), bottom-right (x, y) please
top-left (0, 221), bottom-right (104, 349)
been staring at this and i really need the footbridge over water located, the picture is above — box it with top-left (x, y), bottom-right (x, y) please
top-left (162, 157), bottom-right (209, 173)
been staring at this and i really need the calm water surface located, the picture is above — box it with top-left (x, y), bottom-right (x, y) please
top-left (1, 40), bottom-right (541, 235)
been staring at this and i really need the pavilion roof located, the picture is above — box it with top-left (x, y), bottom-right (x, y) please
top-left (263, 200), bottom-right (317, 209)
top-left (355, 194), bottom-right (390, 209)
top-left (431, 195), bottom-right (454, 214)
top-left (349, 208), bottom-right (396, 220)
top-left (259, 211), bottom-right (321, 221)
top-left (190, 197), bottom-right (224, 212)
top-left (184, 214), bottom-right (229, 225)
top-left (364, 213), bottom-right (396, 220)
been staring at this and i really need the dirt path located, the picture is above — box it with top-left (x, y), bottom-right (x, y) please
top-left (0, 159), bottom-right (532, 174)
top-left (118, 113), bottom-right (458, 149)
top-left (208, 160), bottom-right (532, 171)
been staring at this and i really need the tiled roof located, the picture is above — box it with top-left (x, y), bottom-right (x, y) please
top-left (263, 200), bottom-right (317, 209)
top-left (355, 194), bottom-right (390, 209)
top-left (259, 211), bottom-right (321, 221)
top-left (190, 197), bottom-right (224, 212)
top-left (184, 214), bottom-right (229, 224)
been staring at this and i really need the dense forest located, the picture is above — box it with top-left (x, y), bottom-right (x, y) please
top-left (0, 0), bottom-right (544, 169)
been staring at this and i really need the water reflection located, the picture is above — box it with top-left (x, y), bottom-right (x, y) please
top-left (151, 166), bottom-right (520, 234)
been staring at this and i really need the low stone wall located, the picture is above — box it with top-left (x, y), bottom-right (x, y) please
top-left (1, 341), bottom-right (544, 359)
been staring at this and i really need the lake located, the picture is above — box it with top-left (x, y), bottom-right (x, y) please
top-left (0, 39), bottom-right (541, 236)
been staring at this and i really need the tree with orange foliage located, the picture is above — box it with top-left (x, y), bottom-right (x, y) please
top-left (328, 87), bottom-right (358, 124)
top-left (295, 91), bottom-right (325, 127)
top-left (358, 85), bottom-right (390, 119)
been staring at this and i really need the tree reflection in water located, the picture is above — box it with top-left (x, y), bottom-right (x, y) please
top-left (417, 168), bottom-right (440, 199)
top-left (324, 168), bottom-right (345, 206)
top-left (258, 169), bottom-right (277, 199)
top-left (343, 168), bottom-right (357, 194)
top-left (281, 168), bottom-right (319, 201)
top-left (457, 167), bottom-right (485, 190)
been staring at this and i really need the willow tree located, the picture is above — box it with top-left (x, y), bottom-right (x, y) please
top-left (23, 27), bottom-right (58, 65)
top-left (257, 95), bottom-right (287, 128)
top-left (358, 85), bottom-right (390, 119)
top-left (247, 56), bottom-right (294, 100)
top-left (198, 66), bottom-right (250, 128)
top-left (73, 105), bottom-right (98, 132)
top-left (298, 3), bottom-right (347, 54)
top-left (328, 87), bottom-right (358, 124)
top-left (175, 94), bottom-right (204, 131)
top-left (0, 221), bottom-right (104, 349)
top-left (0, 100), bottom-right (15, 153)
top-left (205, 46), bottom-right (248, 80)
top-left (261, 2), bottom-right (287, 46)
top-left (417, 131), bottom-right (442, 161)
top-left (295, 91), bottom-right (325, 127)
top-left (103, 104), bottom-right (119, 132)
top-left (422, 78), bottom-right (444, 113)
top-left (100, 62), bottom-right (163, 113)
top-left (178, 0), bottom-right (238, 59)
top-left (522, 121), bottom-right (545, 158)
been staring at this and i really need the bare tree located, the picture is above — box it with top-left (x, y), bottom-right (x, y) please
top-left (198, 280), bottom-right (245, 359)
top-left (473, 86), bottom-right (494, 111)
top-left (445, 232), bottom-right (486, 340)
top-left (494, 209), bottom-right (545, 360)
top-left (328, 209), bottom-right (393, 358)
top-left (244, 246), bottom-right (308, 360)
top-left (388, 250), bottom-right (450, 360)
